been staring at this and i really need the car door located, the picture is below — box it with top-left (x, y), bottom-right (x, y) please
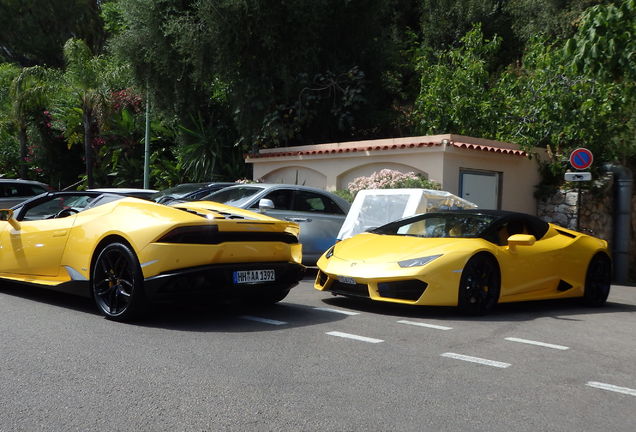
top-left (288, 189), bottom-right (346, 262)
top-left (250, 188), bottom-right (346, 264)
top-left (494, 217), bottom-right (560, 299)
top-left (0, 197), bottom-right (77, 277)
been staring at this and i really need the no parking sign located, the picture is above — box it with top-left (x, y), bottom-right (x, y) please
top-left (569, 148), bottom-right (593, 170)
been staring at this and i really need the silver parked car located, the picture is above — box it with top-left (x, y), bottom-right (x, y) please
top-left (0, 178), bottom-right (50, 208)
top-left (200, 184), bottom-right (350, 265)
top-left (152, 182), bottom-right (235, 204)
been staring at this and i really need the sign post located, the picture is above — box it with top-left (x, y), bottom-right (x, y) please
top-left (567, 148), bottom-right (594, 231)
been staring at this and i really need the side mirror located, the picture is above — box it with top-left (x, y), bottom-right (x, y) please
top-left (0, 209), bottom-right (20, 230)
top-left (258, 198), bottom-right (275, 212)
top-left (508, 234), bottom-right (535, 251)
top-left (0, 209), bottom-right (13, 221)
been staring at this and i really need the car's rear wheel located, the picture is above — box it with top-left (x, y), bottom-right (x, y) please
top-left (91, 242), bottom-right (145, 321)
top-left (458, 254), bottom-right (500, 315)
top-left (583, 253), bottom-right (611, 307)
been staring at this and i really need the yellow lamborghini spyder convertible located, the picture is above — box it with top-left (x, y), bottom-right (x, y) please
top-left (0, 191), bottom-right (304, 321)
top-left (315, 210), bottom-right (611, 314)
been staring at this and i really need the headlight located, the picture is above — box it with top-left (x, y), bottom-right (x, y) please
top-left (398, 254), bottom-right (441, 268)
top-left (325, 245), bottom-right (335, 258)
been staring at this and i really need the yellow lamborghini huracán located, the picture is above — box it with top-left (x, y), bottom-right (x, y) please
top-left (0, 191), bottom-right (304, 321)
top-left (315, 210), bottom-right (611, 314)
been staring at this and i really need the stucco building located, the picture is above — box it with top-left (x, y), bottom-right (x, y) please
top-left (247, 134), bottom-right (544, 214)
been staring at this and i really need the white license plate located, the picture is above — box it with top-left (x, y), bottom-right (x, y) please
top-left (233, 269), bottom-right (275, 284)
top-left (337, 275), bottom-right (356, 285)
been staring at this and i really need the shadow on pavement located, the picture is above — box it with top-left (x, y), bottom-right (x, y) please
top-left (319, 294), bottom-right (636, 323)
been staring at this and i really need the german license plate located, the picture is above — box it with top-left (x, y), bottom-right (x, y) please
top-left (337, 275), bottom-right (356, 285)
top-left (233, 269), bottom-right (275, 284)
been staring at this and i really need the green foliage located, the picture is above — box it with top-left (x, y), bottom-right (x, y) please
top-left (413, 26), bottom-right (503, 136)
top-left (505, 0), bottom-right (603, 43)
top-left (565, 0), bottom-right (636, 81)
top-left (497, 37), bottom-right (633, 162)
top-left (0, 63), bottom-right (21, 176)
top-left (0, 0), bottom-right (105, 67)
top-left (1, 0), bottom-right (635, 194)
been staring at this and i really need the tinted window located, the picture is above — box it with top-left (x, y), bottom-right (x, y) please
top-left (293, 190), bottom-right (344, 214)
top-left (0, 183), bottom-right (46, 198)
top-left (373, 213), bottom-right (497, 238)
top-left (258, 189), bottom-right (294, 210)
top-left (21, 195), bottom-right (97, 221)
top-left (205, 186), bottom-right (264, 207)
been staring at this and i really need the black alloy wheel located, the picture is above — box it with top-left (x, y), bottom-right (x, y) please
top-left (458, 254), bottom-right (500, 315)
top-left (92, 242), bottom-right (144, 321)
top-left (583, 254), bottom-right (612, 306)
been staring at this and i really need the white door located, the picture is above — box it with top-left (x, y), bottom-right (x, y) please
top-left (460, 170), bottom-right (500, 209)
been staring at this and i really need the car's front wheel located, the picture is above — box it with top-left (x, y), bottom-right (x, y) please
top-left (458, 254), bottom-right (500, 315)
top-left (583, 253), bottom-right (611, 307)
top-left (91, 242), bottom-right (145, 321)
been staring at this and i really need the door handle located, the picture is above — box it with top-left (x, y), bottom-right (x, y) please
top-left (53, 230), bottom-right (68, 237)
top-left (285, 217), bottom-right (311, 223)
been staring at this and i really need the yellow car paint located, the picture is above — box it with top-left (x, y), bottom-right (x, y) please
top-left (315, 211), bottom-right (610, 311)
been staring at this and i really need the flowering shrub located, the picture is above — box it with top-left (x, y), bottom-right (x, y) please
top-left (234, 178), bottom-right (263, 184)
top-left (333, 169), bottom-right (440, 202)
top-left (111, 89), bottom-right (143, 114)
top-left (347, 169), bottom-right (440, 195)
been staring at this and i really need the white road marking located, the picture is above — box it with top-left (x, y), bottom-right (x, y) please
top-left (441, 352), bottom-right (511, 368)
top-left (505, 337), bottom-right (569, 350)
top-left (326, 331), bottom-right (384, 343)
top-left (586, 381), bottom-right (636, 397)
top-left (313, 307), bottom-right (360, 316)
top-left (239, 315), bottom-right (287, 326)
top-left (397, 320), bottom-right (452, 330)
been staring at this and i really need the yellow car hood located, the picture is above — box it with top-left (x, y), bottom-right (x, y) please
top-left (332, 233), bottom-right (473, 263)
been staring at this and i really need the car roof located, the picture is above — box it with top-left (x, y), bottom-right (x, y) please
top-left (0, 178), bottom-right (48, 186)
top-left (210, 183), bottom-right (350, 206)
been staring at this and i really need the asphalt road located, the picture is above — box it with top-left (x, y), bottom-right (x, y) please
top-left (1, 275), bottom-right (635, 432)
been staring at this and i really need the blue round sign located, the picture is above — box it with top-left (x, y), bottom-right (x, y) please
top-left (569, 148), bottom-right (593, 170)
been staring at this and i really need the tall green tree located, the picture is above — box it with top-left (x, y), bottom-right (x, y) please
top-left (112, 0), bottom-right (416, 167)
top-left (0, 0), bottom-right (105, 67)
top-left (57, 38), bottom-right (109, 188)
top-left (0, 63), bottom-right (21, 176)
top-left (413, 26), bottom-right (503, 136)
top-left (9, 66), bottom-right (51, 178)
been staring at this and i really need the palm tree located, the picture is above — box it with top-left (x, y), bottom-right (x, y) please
top-left (9, 66), bottom-right (50, 179)
top-left (62, 38), bottom-right (108, 188)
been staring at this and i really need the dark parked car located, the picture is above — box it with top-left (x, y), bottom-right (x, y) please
top-left (201, 184), bottom-right (350, 265)
top-left (0, 178), bottom-right (50, 208)
top-left (152, 182), bottom-right (235, 204)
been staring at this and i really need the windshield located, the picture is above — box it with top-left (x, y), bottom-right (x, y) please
top-left (152, 183), bottom-right (206, 201)
top-left (372, 213), bottom-right (497, 238)
top-left (202, 186), bottom-right (265, 207)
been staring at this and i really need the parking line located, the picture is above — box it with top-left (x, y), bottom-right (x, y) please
top-left (586, 381), bottom-right (636, 397)
top-left (326, 331), bottom-right (384, 343)
top-left (313, 307), bottom-right (360, 316)
top-left (397, 320), bottom-right (452, 330)
top-left (239, 315), bottom-right (287, 326)
top-left (441, 352), bottom-right (511, 368)
top-left (505, 337), bottom-right (569, 350)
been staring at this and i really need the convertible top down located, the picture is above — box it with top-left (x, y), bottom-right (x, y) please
top-left (315, 210), bottom-right (611, 314)
top-left (0, 191), bottom-right (305, 321)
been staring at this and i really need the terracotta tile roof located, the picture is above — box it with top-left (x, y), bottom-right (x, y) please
top-left (449, 141), bottom-right (527, 156)
top-left (248, 140), bottom-right (527, 158)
